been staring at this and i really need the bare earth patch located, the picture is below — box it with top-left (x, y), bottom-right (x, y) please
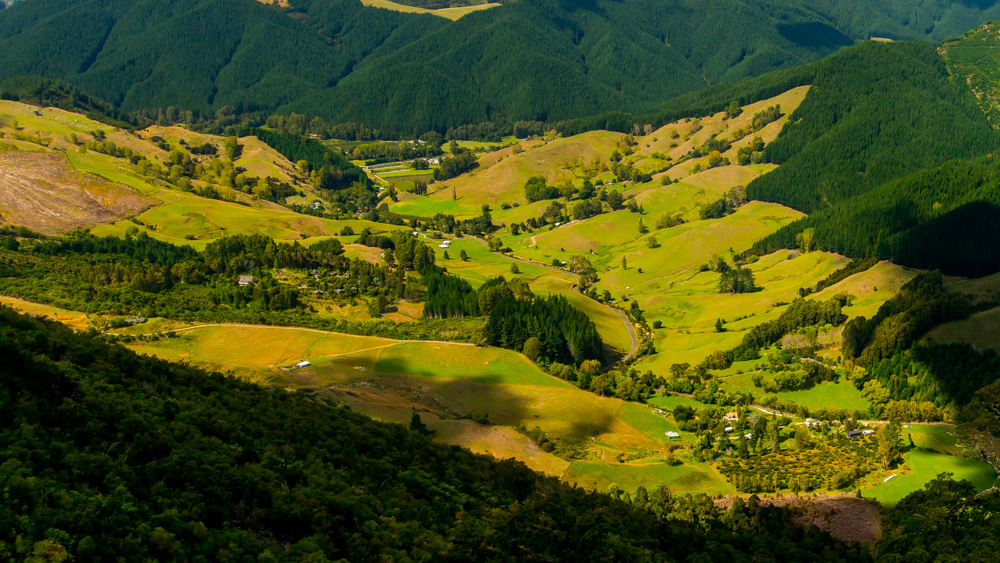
top-left (716, 494), bottom-right (881, 544)
top-left (0, 151), bottom-right (152, 234)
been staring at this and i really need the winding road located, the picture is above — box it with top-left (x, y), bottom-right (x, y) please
top-left (467, 236), bottom-right (639, 361)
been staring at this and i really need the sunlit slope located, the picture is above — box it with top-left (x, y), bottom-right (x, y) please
top-left (128, 324), bottom-right (732, 494)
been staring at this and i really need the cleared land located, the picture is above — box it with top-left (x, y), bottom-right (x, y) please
top-left (0, 151), bottom-right (151, 234)
top-left (359, 0), bottom-right (499, 20)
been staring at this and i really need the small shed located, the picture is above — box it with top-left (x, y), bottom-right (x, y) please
top-left (846, 430), bottom-right (863, 438)
top-left (125, 317), bottom-right (147, 325)
top-left (238, 275), bottom-right (257, 286)
top-left (296, 360), bottom-right (311, 368)
top-left (665, 431), bottom-right (680, 439)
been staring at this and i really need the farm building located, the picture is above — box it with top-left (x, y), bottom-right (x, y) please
top-left (665, 431), bottom-right (680, 439)
top-left (238, 275), bottom-right (257, 286)
top-left (296, 360), bottom-right (311, 368)
top-left (723, 412), bottom-right (739, 422)
top-left (124, 317), bottom-right (147, 325)
top-left (846, 430), bottom-right (863, 438)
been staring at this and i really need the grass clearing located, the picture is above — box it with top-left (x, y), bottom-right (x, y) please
top-left (359, 0), bottom-right (499, 20)
top-left (864, 448), bottom-right (996, 505)
top-left (923, 305), bottom-right (1000, 353)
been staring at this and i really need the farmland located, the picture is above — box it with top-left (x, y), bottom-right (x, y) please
top-left (125, 323), bottom-right (731, 493)
top-left (0, 90), bottom-right (996, 507)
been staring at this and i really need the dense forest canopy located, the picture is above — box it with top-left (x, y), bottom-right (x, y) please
top-left (4, 0), bottom-right (1000, 134)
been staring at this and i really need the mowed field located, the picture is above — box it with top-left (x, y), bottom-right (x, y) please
top-left (127, 323), bottom-right (732, 493)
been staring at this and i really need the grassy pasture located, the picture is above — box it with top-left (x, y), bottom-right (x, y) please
top-left (864, 447), bottom-right (996, 505)
top-left (92, 196), bottom-right (402, 250)
top-left (391, 132), bottom-right (621, 219)
top-left (718, 372), bottom-right (870, 412)
top-left (435, 237), bottom-right (634, 353)
top-left (812, 261), bottom-right (916, 320)
top-left (0, 296), bottom-right (95, 330)
top-left (359, 0), bottom-right (499, 20)
top-left (127, 323), bottom-right (729, 493)
top-left (923, 305), bottom-right (1000, 353)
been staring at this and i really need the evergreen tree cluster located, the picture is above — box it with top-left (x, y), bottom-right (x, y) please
top-left (842, 272), bottom-right (970, 365)
top-left (484, 294), bottom-right (604, 365)
top-left (422, 267), bottom-right (479, 319)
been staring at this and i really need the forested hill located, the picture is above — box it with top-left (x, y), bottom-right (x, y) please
top-left (0, 306), bottom-right (879, 561)
top-left (3, 0), bottom-right (1000, 134)
top-left (741, 41), bottom-right (1000, 277)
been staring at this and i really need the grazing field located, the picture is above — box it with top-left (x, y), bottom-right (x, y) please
top-left (92, 196), bottom-right (402, 250)
top-left (391, 132), bottom-right (621, 218)
top-left (0, 296), bottom-right (95, 330)
top-left (359, 0), bottom-right (499, 20)
top-left (923, 306), bottom-right (1000, 353)
top-left (864, 447), bottom-right (996, 505)
top-left (126, 323), bottom-right (726, 493)
top-left (719, 372), bottom-right (870, 412)
top-left (435, 237), bottom-right (635, 353)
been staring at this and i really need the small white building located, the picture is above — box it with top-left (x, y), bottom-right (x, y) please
top-left (665, 431), bottom-right (680, 439)
top-left (296, 360), bottom-right (311, 368)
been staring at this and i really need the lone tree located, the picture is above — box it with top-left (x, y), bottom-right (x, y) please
top-left (409, 410), bottom-right (433, 435)
top-left (460, 249), bottom-right (469, 261)
top-left (715, 318), bottom-right (725, 332)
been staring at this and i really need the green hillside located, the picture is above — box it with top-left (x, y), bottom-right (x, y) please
top-left (736, 41), bottom-right (1000, 277)
top-left (4, 0), bottom-right (1000, 134)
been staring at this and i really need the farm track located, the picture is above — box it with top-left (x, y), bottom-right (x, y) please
top-left (468, 236), bottom-right (639, 362)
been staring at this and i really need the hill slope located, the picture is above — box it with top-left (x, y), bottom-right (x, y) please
top-left (0, 305), bottom-right (877, 561)
top-left (742, 41), bottom-right (1000, 277)
top-left (4, 0), bottom-right (1000, 133)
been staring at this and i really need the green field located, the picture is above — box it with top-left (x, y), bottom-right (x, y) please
top-left (924, 306), bottom-right (1000, 353)
top-left (125, 323), bottom-right (728, 493)
top-left (92, 196), bottom-right (402, 250)
top-left (864, 447), bottom-right (996, 505)
top-left (719, 372), bottom-right (870, 412)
